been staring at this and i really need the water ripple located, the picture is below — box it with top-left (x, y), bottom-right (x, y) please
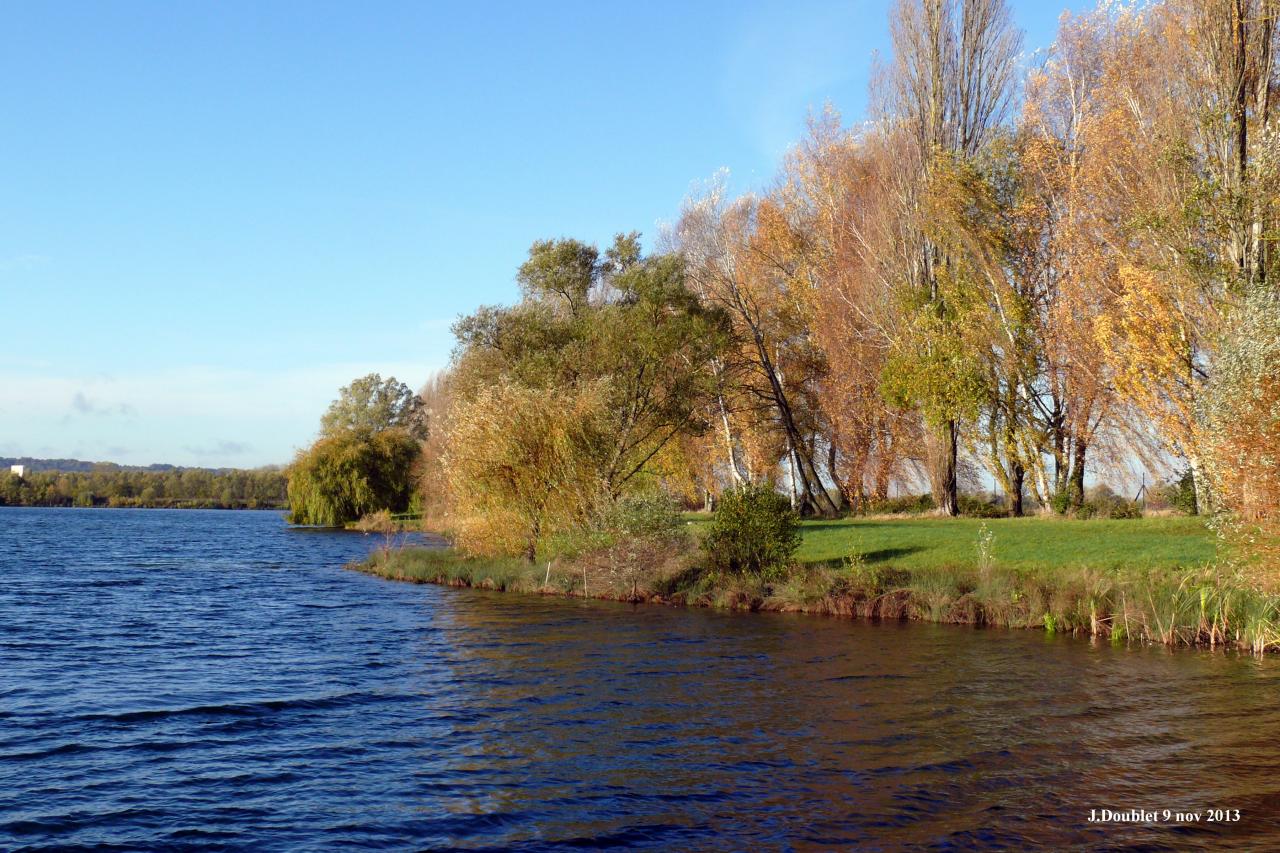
top-left (3, 507), bottom-right (1280, 850)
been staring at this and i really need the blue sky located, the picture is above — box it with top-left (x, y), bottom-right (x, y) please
top-left (0, 1), bottom-right (1079, 468)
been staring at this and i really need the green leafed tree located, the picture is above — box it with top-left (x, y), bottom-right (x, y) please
top-left (286, 429), bottom-right (420, 526)
top-left (450, 234), bottom-right (730, 500)
top-left (319, 373), bottom-right (427, 440)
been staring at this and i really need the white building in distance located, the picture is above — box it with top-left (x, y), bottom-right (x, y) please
top-left (9, 464), bottom-right (25, 478)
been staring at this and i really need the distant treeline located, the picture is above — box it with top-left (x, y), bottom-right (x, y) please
top-left (0, 457), bottom-right (197, 474)
top-left (1, 466), bottom-right (288, 509)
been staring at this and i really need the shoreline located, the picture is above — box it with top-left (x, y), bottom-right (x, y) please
top-left (352, 544), bottom-right (1280, 654)
top-left (0, 503), bottom-right (286, 511)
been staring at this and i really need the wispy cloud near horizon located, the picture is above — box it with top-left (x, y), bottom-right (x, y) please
top-left (0, 360), bottom-right (440, 468)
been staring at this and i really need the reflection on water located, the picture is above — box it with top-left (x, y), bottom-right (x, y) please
top-left (2, 507), bottom-right (1279, 850)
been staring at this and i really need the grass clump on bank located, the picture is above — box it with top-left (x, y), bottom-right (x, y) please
top-left (360, 547), bottom-right (539, 592)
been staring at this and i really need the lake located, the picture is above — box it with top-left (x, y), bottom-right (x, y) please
top-left (3, 507), bottom-right (1279, 850)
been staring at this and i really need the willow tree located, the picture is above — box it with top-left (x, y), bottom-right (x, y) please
top-left (1064, 0), bottom-right (1279, 512)
top-left (772, 114), bottom-right (922, 508)
top-left (287, 428), bottom-right (420, 526)
top-left (446, 380), bottom-right (611, 561)
top-left (1015, 8), bottom-right (1126, 509)
top-left (1202, 290), bottom-right (1280, 579)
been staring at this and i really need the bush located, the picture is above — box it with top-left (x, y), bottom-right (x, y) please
top-left (959, 494), bottom-right (1007, 518)
top-left (702, 484), bottom-right (801, 579)
top-left (605, 493), bottom-right (686, 542)
top-left (545, 493), bottom-right (691, 599)
top-left (1050, 485), bottom-right (1081, 515)
top-left (1108, 500), bottom-right (1143, 520)
top-left (864, 493), bottom-right (934, 515)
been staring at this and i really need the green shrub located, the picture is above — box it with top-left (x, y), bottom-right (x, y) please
top-left (702, 484), bottom-right (801, 579)
top-left (1108, 500), bottom-right (1143, 520)
top-left (547, 493), bottom-right (692, 599)
top-left (864, 493), bottom-right (935, 515)
top-left (959, 494), bottom-right (1007, 518)
top-left (1076, 501), bottom-right (1099, 520)
top-left (606, 493), bottom-right (686, 541)
top-left (1050, 485), bottom-right (1081, 515)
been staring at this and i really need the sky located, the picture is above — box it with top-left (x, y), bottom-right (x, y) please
top-left (0, 0), bottom-right (1081, 468)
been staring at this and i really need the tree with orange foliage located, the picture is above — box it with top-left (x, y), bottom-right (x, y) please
top-left (671, 178), bottom-right (842, 516)
top-left (773, 112), bottom-right (924, 510)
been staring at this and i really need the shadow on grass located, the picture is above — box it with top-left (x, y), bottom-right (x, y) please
top-left (860, 546), bottom-right (924, 563)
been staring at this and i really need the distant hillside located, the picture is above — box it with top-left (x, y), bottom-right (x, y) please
top-left (1, 457), bottom-right (279, 474)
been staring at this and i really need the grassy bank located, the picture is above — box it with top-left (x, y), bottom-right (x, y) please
top-left (352, 516), bottom-right (1280, 653)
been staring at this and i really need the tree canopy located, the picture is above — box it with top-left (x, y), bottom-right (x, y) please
top-left (319, 374), bottom-right (426, 440)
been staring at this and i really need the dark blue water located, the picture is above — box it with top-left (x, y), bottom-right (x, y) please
top-left (4, 507), bottom-right (1280, 851)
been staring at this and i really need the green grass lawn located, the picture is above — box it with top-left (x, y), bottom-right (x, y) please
top-left (791, 515), bottom-right (1215, 571)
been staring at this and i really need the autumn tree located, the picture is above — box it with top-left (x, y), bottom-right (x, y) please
top-left (441, 234), bottom-right (730, 552)
top-left (1201, 290), bottom-right (1280, 578)
top-left (672, 179), bottom-right (842, 516)
top-left (874, 0), bottom-right (1023, 514)
top-left (445, 380), bottom-right (612, 560)
top-left (451, 234), bottom-right (729, 501)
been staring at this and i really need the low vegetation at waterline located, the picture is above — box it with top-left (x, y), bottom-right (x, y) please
top-left (353, 514), bottom-right (1280, 653)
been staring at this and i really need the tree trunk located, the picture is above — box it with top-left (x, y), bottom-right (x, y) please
top-left (940, 419), bottom-right (959, 516)
top-left (827, 441), bottom-right (850, 511)
top-left (717, 392), bottom-right (747, 486)
top-left (1010, 462), bottom-right (1025, 517)
top-left (1070, 439), bottom-right (1087, 509)
top-left (1050, 404), bottom-right (1068, 497)
top-left (785, 438), bottom-right (800, 510)
top-left (753, 334), bottom-right (840, 517)
top-left (524, 517), bottom-right (540, 563)
top-left (1189, 455), bottom-right (1210, 516)
top-left (873, 431), bottom-right (892, 502)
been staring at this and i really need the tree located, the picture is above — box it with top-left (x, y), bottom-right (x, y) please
top-left (776, 112), bottom-right (923, 510)
top-left (875, 0), bottom-right (1023, 514)
top-left (286, 429), bottom-right (420, 526)
top-left (451, 234), bottom-right (729, 500)
top-left (445, 380), bottom-right (612, 560)
top-left (415, 370), bottom-right (455, 527)
top-left (1202, 290), bottom-right (1280, 579)
top-left (672, 178), bottom-right (842, 517)
top-left (319, 374), bottom-right (426, 439)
